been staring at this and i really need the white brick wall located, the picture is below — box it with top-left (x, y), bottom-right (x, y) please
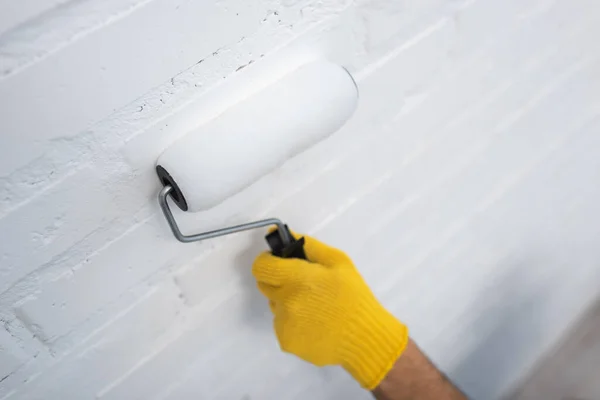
top-left (1, 0), bottom-right (600, 399)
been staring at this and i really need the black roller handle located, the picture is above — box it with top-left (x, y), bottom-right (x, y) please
top-left (265, 225), bottom-right (307, 260)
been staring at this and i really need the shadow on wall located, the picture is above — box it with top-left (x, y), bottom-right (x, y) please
top-left (450, 260), bottom-right (553, 400)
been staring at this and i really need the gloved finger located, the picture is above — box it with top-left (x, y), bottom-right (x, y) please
top-left (301, 235), bottom-right (351, 267)
top-left (252, 252), bottom-right (308, 285)
top-left (256, 281), bottom-right (283, 301)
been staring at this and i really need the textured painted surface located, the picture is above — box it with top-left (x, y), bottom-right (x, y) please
top-left (1, 0), bottom-right (600, 399)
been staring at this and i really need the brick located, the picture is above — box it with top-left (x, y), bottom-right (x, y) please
top-left (0, 167), bottom-right (113, 294)
top-left (14, 283), bottom-right (183, 399)
top-left (15, 216), bottom-right (191, 342)
top-left (358, 16), bottom-right (455, 100)
top-left (0, 141), bottom-right (84, 217)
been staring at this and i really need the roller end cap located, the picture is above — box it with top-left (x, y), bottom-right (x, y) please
top-left (156, 165), bottom-right (189, 211)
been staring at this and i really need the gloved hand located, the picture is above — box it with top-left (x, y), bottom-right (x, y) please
top-left (252, 233), bottom-right (409, 390)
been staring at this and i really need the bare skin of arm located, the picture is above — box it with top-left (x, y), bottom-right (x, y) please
top-left (372, 339), bottom-right (468, 400)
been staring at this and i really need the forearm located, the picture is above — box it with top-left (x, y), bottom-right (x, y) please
top-left (372, 339), bottom-right (467, 400)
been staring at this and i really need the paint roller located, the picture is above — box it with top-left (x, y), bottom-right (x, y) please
top-left (156, 60), bottom-right (358, 259)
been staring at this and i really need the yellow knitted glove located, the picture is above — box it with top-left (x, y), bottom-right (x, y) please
top-left (252, 233), bottom-right (409, 390)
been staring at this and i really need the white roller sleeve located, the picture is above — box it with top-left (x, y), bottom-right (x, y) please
top-left (156, 60), bottom-right (358, 212)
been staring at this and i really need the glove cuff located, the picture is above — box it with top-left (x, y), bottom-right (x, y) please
top-left (339, 299), bottom-right (409, 390)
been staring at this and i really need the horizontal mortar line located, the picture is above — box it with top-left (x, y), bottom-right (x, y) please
top-left (0, 0), bottom-right (156, 81)
top-left (92, 285), bottom-right (244, 397)
top-left (355, 15), bottom-right (450, 79)
top-left (386, 17), bottom-right (589, 125)
top-left (74, 287), bottom-right (161, 357)
top-left (0, 161), bottom-right (88, 220)
top-left (0, 207), bottom-right (155, 300)
top-left (9, 286), bottom-right (161, 394)
top-left (308, 170), bottom-right (395, 234)
top-left (175, 336), bottom-right (275, 400)
top-left (93, 324), bottom-right (199, 398)
top-left (0, 389), bottom-right (17, 400)
top-left (150, 350), bottom-right (213, 400)
top-left (382, 233), bottom-right (481, 309)
top-left (376, 82), bottom-right (600, 298)
top-left (25, 272), bottom-right (155, 345)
